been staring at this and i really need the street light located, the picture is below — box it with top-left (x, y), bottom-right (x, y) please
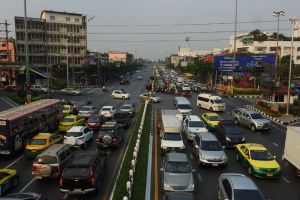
top-left (286, 17), bottom-right (299, 115)
top-left (272, 10), bottom-right (285, 83)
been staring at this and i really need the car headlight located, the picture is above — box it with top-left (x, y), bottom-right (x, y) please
top-left (221, 155), bottom-right (227, 160)
top-left (201, 155), bottom-right (209, 160)
top-left (225, 136), bottom-right (231, 141)
top-left (164, 184), bottom-right (172, 189)
top-left (252, 166), bottom-right (261, 171)
top-left (187, 184), bottom-right (194, 189)
top-left (257, 122), bottom-right (263, 126)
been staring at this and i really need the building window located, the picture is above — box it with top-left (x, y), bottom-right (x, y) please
top-left (270, 47), bottom-right (277, 51)
top-left (275, 95), bottom-right (284, 103)
top-left (75, 18), bottom-right (79, 22)
top-left (297, 47), bottom-right (300, 51)
top-left (50, 16), bottom-right (55, 20)
top-left (66, 17), bottom-right (71, 21)
top-left (297, 56), bottom-right (300, 60)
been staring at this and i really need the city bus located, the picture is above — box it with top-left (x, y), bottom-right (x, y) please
top-left (0, 99), bottom-right (62, 155)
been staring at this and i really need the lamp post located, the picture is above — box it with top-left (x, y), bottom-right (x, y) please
top-left (273, 10), bottom-right (285, 83)
top-left (286, 17), bottom-right (299, 115)
top-left (24, 0), bottom-right (30, 103)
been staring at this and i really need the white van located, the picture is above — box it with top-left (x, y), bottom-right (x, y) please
top-left (197, 93), bottom-right (226, 111)
top-left (173, 97), bottom-right (192, 117)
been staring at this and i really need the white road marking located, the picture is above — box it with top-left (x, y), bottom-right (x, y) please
top-left (289, 121), bottom-right (300, 126)
top-left (19, 177), bottom-right (37, 192)
top-left (273, 142), bottom-right (279, 147)
top-left (197, 173), bottom-right (202, 182)
top-left (282, 176), bottom-right (291, 184)
top-left (62, 193), bottom-right (69, 199)
top-left (5, 155), bottom-right (24, 169)
top-left (270, 123), bottom-right (282, 130)
top-left (1, 97), bottom-right (17, 108)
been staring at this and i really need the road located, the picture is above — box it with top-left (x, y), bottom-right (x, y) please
top-left (0, 66), bottom-right (152, 200)
top-left (152, 93), bottom-right (300, 200)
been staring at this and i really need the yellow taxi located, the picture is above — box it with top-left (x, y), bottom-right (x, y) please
top-left (62, 105), bottom-right (73, 116)
top-left (0, 169), bottom-right (18, 196)
top-left (201, 112), bottom-right (222, 131)
top-left (24, 133), bottom-right (63, 158)
top-left (236, 143), bottom-right (281, 178)
top-left (59, 115), bottom-right (84, 132)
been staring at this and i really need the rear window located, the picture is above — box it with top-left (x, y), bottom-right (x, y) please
top-left (101, 108), bottom-right (111, 111)
top-left (114, 113), bottom-right (128, 119)
top-left (63, 118), bottom-right (74, 123)
top-left (177, 104), bottom-right (191, 109)
top-left (35, 155), bottom-right (57, 164)
top-left (122, 106), bottom-right (132, 110)
top-left (163, 133), bottom-right (182, 141)
top-left (63, 167), bottom-right (91, 177)
top-left (66, 132), bottom-right (83, 137)
top-left (88, 116), bottom-right (101, 123)
top-left (29, 139), bottom-right (47, 145)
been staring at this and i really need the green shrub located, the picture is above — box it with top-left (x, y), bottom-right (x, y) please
top-left (233, 87), bottom-right (261, 95)
top-left (255, 104), bottom-right (281, 117)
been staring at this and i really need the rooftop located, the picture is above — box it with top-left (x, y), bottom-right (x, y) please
top-left (167, 152), bottom-right (188, 162)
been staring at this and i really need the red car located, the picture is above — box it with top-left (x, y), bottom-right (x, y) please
top-left (85, 114), bottom-right (106, 130)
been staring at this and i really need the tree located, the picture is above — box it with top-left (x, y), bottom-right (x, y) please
top-left (278, 55), bottom-right (295, 80)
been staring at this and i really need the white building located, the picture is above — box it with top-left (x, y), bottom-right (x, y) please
top-left (178, 47), bottom-right (225, 57)
top-left (229, 32), bottom-right (300, 64)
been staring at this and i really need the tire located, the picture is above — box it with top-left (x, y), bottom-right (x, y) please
top-left (198, 104), bottom-right (202, 109)
top-left (234, 118), bottom-right (239, 125)
top-left (210, 107), bottom-right (213, 112)
top-left (251, 124), bottom-right (256, 132)
top-left (112, 95), bottom-right (115, 99)
top-left (248, 167), bottom-right (252, 175)
top-left (81, 142), bottom-right (87, 149)
top-left (122, 96), bottom-right (125, 100)
top-left (150, 99), bottom-right (154, 103)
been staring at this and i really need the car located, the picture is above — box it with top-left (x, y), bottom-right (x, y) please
top-left (64, 126), bottom-right (93, 149)
top-left (111, 90), bottom-right (130, 99)
top-left (161, 153), bottom-right (195, 192)
top-left (99, 106), bottom-right (117, 118)
top-left (215, 120), bottom-right (246, 148)
top-left (192, 132), bottom-right (227, 167)
top-left (119, 79), bottom-right (130, 85)
top-left (0, 193), bottom-right (47, 200)
top-left (60, 88), bottom-right (81, 96)
top-left (182, 84), bottom-right (191, 91)
top-left (59, 115), bottom-right (84, 132)
top-left (62, 105), bottom-right (74, 116)
top-left (217, 173), bottom-right (266, 200)
top-left (24, 133), bottom-right (63, 158)
top-left (78, 106), bottom-right (98, 118)
top-left (137, 76), bottom-right (142, 80)
top-left (235, 143), bottom-right (281, 178)
top-left (183, 115), bottom-right (207, 141)
top-left (96, 121), bottom-right (124, 148)
top-left (85, 114), bottom-right (106, 130)
top-left (60, 151), bottom-right (107, 194)
top-left (232, 108), bottom-right (270, 132)
top-left (0, 169), bottom-right (19, 197)
top-left (139, 92), bottom-right (161, 103)
top-left (163, 192), bottom-right (197, 200)
top-left (112, 111), bottom-right (131, 128)
top-left (30, 85), bottom-right (48, 93)
top-left (3, 85), bottom-right (20, 93)
top-left (201, 113), bottom-right (223, 131)
top-left (120, 103), bottom-right (135, 117)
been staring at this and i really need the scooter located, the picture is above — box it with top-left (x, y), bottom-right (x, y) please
top-left (102, 86), bottom-right (108, 92)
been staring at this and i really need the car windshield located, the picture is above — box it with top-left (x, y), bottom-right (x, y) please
top-left (102, 108), bottom-right (111, 111)
top-left (66, 132), bottom-right (83, 137)
top-left (35, 155), bottom-right (57, 164)
top-left (165, 161), bottom-right (191, 173)
top-left (224, 127), bottom-right (241, 135)
top-left (88, 116), bottom-right (100, 122)
top-left (63, 167), bottom-right (90, 177)
top-left (163, 133), bottom-right (182, 141)
top-left (250, 113), bottom-right (264, 119)
top-left (63, 118), bottom-right (74, 123)
top-left (177, 104), bottom-right (191, 109)
top-left (208, 116), bottom-right (221, 121)
top-left (99, 130), bottom-right (115, 135)
top-left (29, 139), bottom-right (47, 145)
top-left (213, 99), bottom-right (224, 104)
top-left (201, 141), bottom-right (222, 151)
top-left (189, 121), bottom-right (205, 127)
top-left (114, 113), bottom-right (127, 119)
top-left (80, 106), bottom-right (92, 111)
top-left (150, 94), bottom-right (158, 97)
top-left (250, 150), bottom-right (274, 161)
top-left (122, 106), bottom-right (132, 110)
top-left (234, 189), bottom-right (265, 200)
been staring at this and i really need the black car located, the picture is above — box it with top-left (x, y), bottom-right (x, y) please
top-left (163, 192), bottom-right (197, 200)
top-left (60, 151), bottom-right (107, 195)
top-left (215, 120), bottom-right (246, 148)
top-left (0, 193), bottom-right (46, 200)
top-left (96, 121), bottom-right (124, 148)
top-left (119, 79), bottom-right (130, 85)
top-left (112, 111), bottom-right (131, 128)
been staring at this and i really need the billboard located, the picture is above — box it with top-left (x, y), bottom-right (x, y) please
top-left (214, 54), bottom-right (275, 75)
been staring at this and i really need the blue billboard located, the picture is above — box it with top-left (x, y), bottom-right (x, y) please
top-left (214, 54), bottom-right (275, 75)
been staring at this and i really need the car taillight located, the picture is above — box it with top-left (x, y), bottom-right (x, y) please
top-left (59, 177), bottom-right (63, 186)
top-left (32, 165), bottom-right (37, 172)
top-left (112, 137), bottom-right (117, 143)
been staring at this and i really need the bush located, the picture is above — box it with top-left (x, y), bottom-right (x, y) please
top-left (51, 79), bottom-right (66, 90)
top-left (9, 94), bottom-right (44, 104)
top-left (255, 104), bottom-right (281, 117)
top-left (233, 87), bottom-right (261, 95)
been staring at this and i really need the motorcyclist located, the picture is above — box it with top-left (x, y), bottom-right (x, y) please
top-left (86, 99), bottom-right (92, 105)
top-left (102, 85), bottom-right (107, 92)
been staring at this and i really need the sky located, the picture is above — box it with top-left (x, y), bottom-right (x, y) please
top-left (0, 0), bottom-right (299, 60)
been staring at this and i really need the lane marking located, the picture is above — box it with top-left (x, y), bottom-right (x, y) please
top-left (270, 123), bottom-right (282, 130)
top-left (19, 177), bottom-right (37, 192)
top-left (154, 109), bottom-right (158, 200)
top-left (4, 97), bottom-right (19, 107)
top-left (282, 176), bottom-right (291, 184)
top-left (1, 97), bottom-right (17, 108)
top-left (5, 155), bottom-right (24, 169)
top-left (273, 142), bottom-right (279, 147)
top-left (62, 193), bottom-right (68, 199)
top-left (197, 173), bottom-right (202, 182)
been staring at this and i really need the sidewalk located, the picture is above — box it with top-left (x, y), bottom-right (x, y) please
top-left (246, 105), bottom-right (300, 125)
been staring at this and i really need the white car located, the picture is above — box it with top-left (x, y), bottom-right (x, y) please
top-left (60, 88), bottom-right (81, 95)
top-left (99, 106), bottom-right (117, 118)
top-left (78, 106), bottom-right (98, 117)
top-left (112, 90), bottom-right (130, 99)
top-left (183, 115), bottom-right (207, 141)
top-left (64, 126), bottom-right (93, 149)
top-left (182, 84), bottom-right (191, 91)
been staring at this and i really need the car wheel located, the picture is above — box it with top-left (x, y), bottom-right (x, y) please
top-left (122, 96), bottom-right (125, 100)
top-left (150, 99), bottom-right (154, 103)
top-left (81, 142), bottom-right (87, 149)
top-left (12, 176), bottom-right (19, 188)
top-left (248, 167), bottom-right (252, 175)
top-left (234, 118), bottom-right (239, 125)
top-left (251, 124), bottom-right (256, 132)
top-left (210, 107), bottom-right (213, 111)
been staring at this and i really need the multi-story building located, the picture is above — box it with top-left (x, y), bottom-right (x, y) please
top-left (108, 51), bottom-right (133, 63)
top-left (229, 32), bottom-right (300, 65)
top-left (0, 38), bottom-right (15, 63)
top-left (15, 10), bottom-right (87, 70)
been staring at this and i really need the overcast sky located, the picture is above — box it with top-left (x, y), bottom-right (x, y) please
top-left (0, 0), bottom-right (299, 60)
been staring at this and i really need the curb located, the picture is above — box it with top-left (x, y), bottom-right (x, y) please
top-left (245, 105), bottom-right (300, 126)
top-left (231, 95), bottom-right (261, 99)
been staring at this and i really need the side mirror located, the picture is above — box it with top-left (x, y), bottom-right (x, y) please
top-left (192, 169), bottom-right (196, 172)
top-left (160, 168), bottom-right (164, 172)
top-left (195, 145), bottom-right (199, 149)
top-left (273, 155), bottom-right (277, 159)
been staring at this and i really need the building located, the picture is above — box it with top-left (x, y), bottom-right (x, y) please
top-left (229, 32), bottom-right (300, 65)
top-left (295, 22), bottom-right (300, 38)
top-left (108, 51), bottom-right (133, 63)
top-left (0, 38), bottom-right (15, 63)
top-left (15, 10), bottom-right (87, 70)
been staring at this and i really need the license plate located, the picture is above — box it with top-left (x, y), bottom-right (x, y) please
top-left (31, 150), bottom-right (37, 152)
top-left (267, 174), bottom-right (273, 177)
top-left (36, 176), bottom-right (42, 179)
top-left (74, 188), bottom-right (81, 192)
top-left (212, 163), bottom-right (218, 167)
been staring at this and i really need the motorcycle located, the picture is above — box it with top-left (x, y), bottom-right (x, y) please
top-left (102, 86), bottom-right (108, 92)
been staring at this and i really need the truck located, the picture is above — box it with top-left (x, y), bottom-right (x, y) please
top-left (159, 110), bottom-right (185, 154)
top-left (283, 126), bottom-right (300, 177)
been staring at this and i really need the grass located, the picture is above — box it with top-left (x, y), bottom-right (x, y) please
top-left (9, 94), bottom-right (44, 104)
top-left (232, 87), bottom-right (261, 95)
top-left (112, 104), bottom-right (146, 200)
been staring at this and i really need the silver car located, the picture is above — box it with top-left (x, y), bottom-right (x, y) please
top-left (120, 103), bottom-right (135, 117)
top-left (60, 88), bottom-right (81, 96)
top-left (140, 92), bottom-right (161, 103)
top-left (192, 132), bottom-right (227, 167)
top-left (78, 106), bottom-right (98, 117)
top-left (161, 152), bottom-right (195, 192)
top-left (218, 173), bottom-right (265, 200)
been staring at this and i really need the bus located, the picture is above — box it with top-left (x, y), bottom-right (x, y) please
top-left (0, 99), bottom-right (62, 155)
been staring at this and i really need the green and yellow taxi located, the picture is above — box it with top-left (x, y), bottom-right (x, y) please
top-left (59, 115), bottom-right (84, 132)
top-left (0, 169), bottom-right (18, 196)
top-left (62, 105), bottom-right (74, 116)
top-left (201, 112), bottom-right (222, 131)
top-left (236, 143), bottom-right (281, 178)
top-left (24, 133), bottom-right (63, 158)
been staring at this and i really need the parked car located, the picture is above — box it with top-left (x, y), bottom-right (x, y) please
top-left (24, 133), bottom-right (63, 158)
top-left (119, 79), bottom-right (130, 85)
top-left (0, 193), bottom-right (46, 200)
top-left (111, 90), bottom-right (130, 99)
top-left (139, 92), bottom-right (161, 103)
top-left (163, 192), bottom-right (196, 200)
top-left (78, 106), bottom-right (98, 118)
top-left (96, 121), bottom-right (124, 148)
top-left (112, 111), bottom-right (131, 128)
top-left (120, 103), bottom-right (135, 117)
top-left (183, 115), bottom-right (207, 141)
top-left (201, 112), bottom-right (223, 131)
top-left (4, 85), bottom-right (20, 93)
top-left (192, 132), bottom-right (227, 167)
top-left (137, 76), bottom-right (142, 80)
top-left (161, 153), bottom-right (195, 192)
top-left (215, 120), bottom-right (246, 148)
top-left (85, 114), bottom-right (106, 130)
top-left (235, 143), bottom-right (281, 178)
top-left (59, 115), bottom-right (84, 132)
top-left (232, 108), bottom-right (270, 132)
top-left (64, 126), bottom-right (93, 149)
top-left (30, 85), bottom-right (48, 93)
top-left (32, 144), bottom-right (77, 179)
top-left (60, 151), bottom-right (107, 194)
top-left (99, 106), bottom-right (117, 119)
top-left (0, 169), bottom-right (19, 197)
top-left (218, 173), bottom-right (266, 200)
top-left (60, 88), bottom-right (81, 96)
